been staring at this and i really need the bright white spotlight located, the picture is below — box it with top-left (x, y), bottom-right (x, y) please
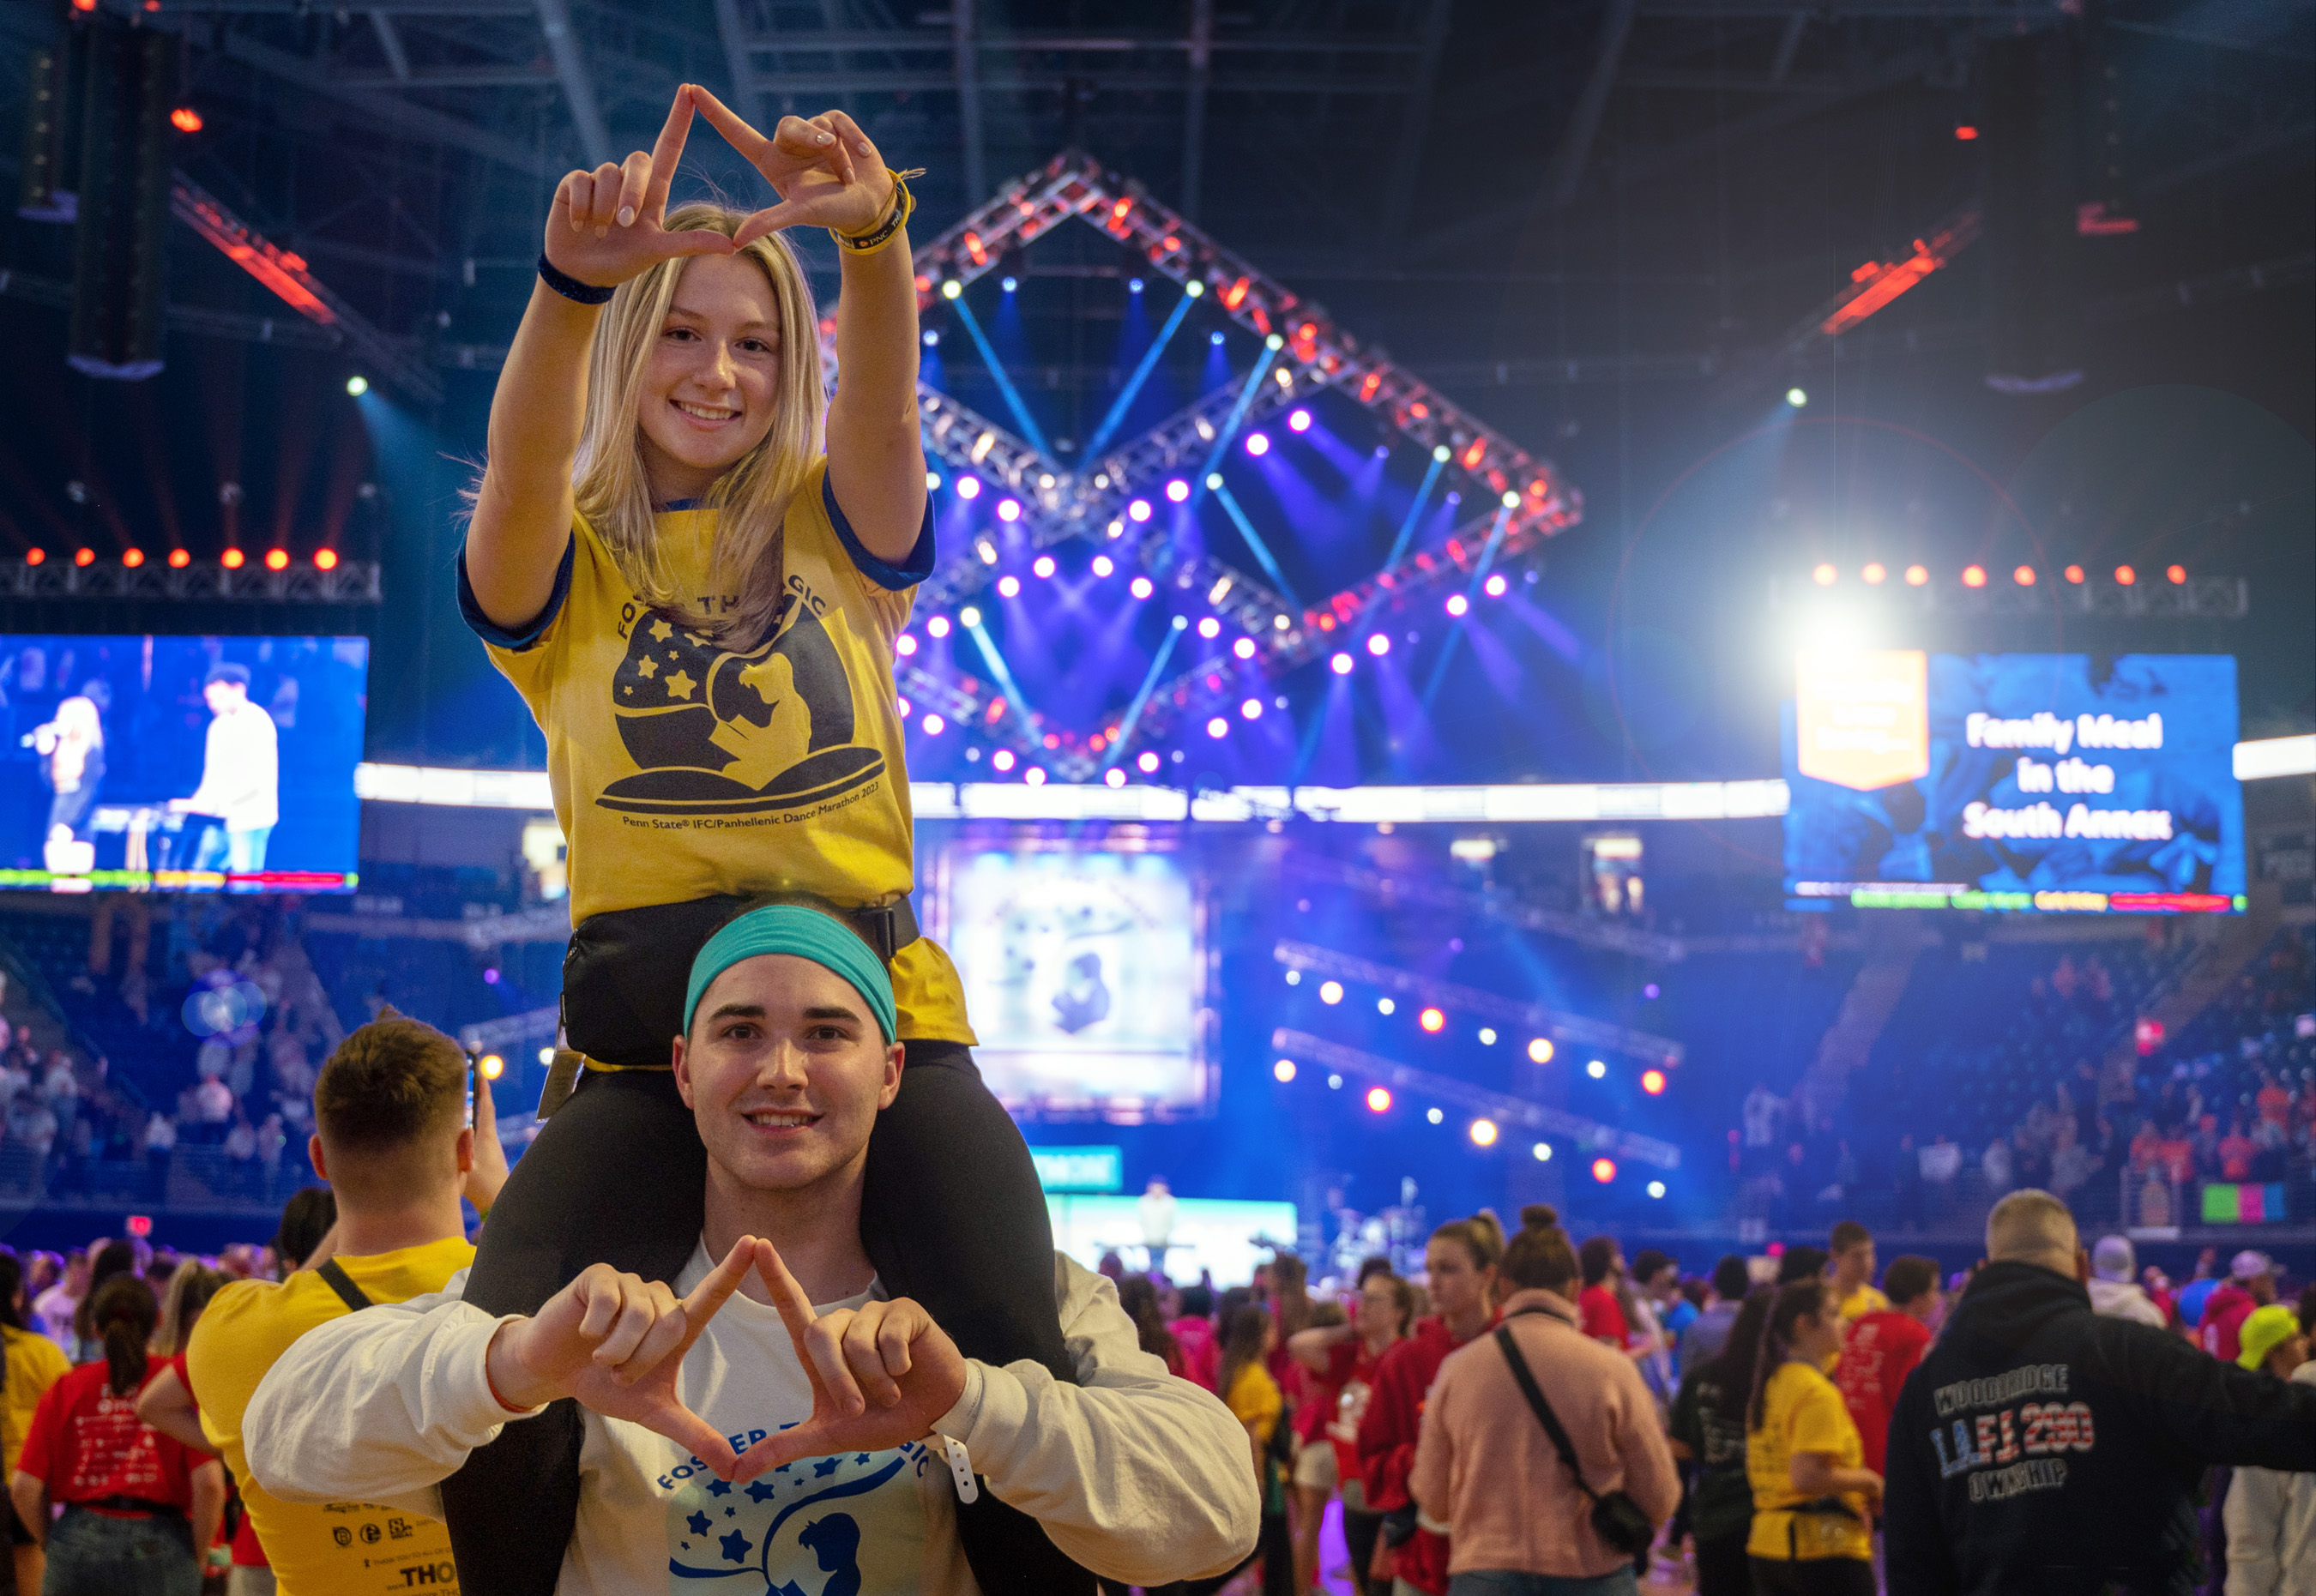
top-left (1330, 653), bottom-right (1353, 675)
top-left (1166, 479), bottom-right (1191, 502)
top-left (1366, 633), bottom-right (1390, 657)
top-left (1532, 1142), bottom-right (1552, 1161)
top-left (1104, 767), bottom-right (1125, 788)
top-left (1469, 1118), bottom-right (1499, 1147)
top-left (959, 605), bottom-right (981, 626)
top-left (922, 329), bottom-right (939, 346)
top-left (1478, 1027), bottom-right (1497, 1045)
top-left (1197, 617), bottom-right (1221, 639)
top-left (1444, 593), bottom-right (1469, 617)
top-left (1185, 279), bottom-right (1204, 298)
top-left (997, 498), bottom-right (1021, 521)
top-left (1240, 697), bottom-right (1262, 720)
top-left (1273, 1058), bottom-right (1296, 1081)
top-left (1205, 472), bottom-right (1224, 490)
top-left (1787, 387), bottom-right (1807, 407)
top-left (1648, 1181), bottom-right (1667, 1199)
top-left (997, 575), bottom-right (1021, 597)
top-left (992, 749), bottom-right (1015, 772)
top-left (1264, 333), bottom-right (1284, 350)
top-left (1319, 981), bottom-right (1343, 1005)
top-left (1092, 554), bottom-right (1114, 577)
top-left (1586, 1059), bottom-right (1607, 1079)
top-left (1130, 575), bottom-right (1155, 599)
top-left (1432, 444), bottom-right (1451, 462)
top-left (1483, 574), bottom-right (1508, 597)
top-left (940, 280), bottom-right (962, 298)
top-left (1233, 637), bottom-right (1257, 659)
top-left (956, 476), bottom-right (981, 500)
top-left (925, 470), bottom-right (943, 490)
top-left (1128, 499), bottom-right (1153, 521)
top-left (1427, 1107), bottom-right (1444, 1125)
top-left (345, 375), bottom-right (369, 396)
top-left (1244, 433), bottom-right (1270, 457)
top-left (1206, 716), bottom-right (1228, 738)
top-left (1137, 750), bottom-right (1160, 774)
top-left (1032, 555), bottom-right (1055, 579)
top-left (1000, 274), bottom-right (1017, 292)
top-left (1288, 409), bottom-right (1312, 432)
top-left (926, 616), bottom-right (950, 638)
top-left (920, 713), bottom-right (944, 734)
top-left (1377, 997), bottom-right (1395, 1015)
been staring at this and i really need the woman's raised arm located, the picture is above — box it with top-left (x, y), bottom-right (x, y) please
top-left (466, 88), bottom-right (734, 631)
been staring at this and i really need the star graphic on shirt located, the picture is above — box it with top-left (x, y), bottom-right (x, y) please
top-left (704, 1478), bottom-right (730, 1498)
top-left (812, 1457), bottom-right (841, 1477)
top-left (649, 619), bottom-right (673, 642)
top-left (719, 1529), bottom-right (751, 1563)
top-left (853, 1454), bottom-right (871, 1465)
top-left (636, 656), bottom-right (658, 679)
top-left (686, 1510), bottom-right (711, 1537)
top-left (663, 669), bottom-right (697, 701)
top-left (745, 1481), bottom-right (777, 1504)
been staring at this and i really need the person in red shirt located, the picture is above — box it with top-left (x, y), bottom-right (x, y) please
top-left (1577, 1235), bottom-right (1632, 1349)
top-left (2217, 1116), bottom-right (2259, 1183)
top-left (1172, 1281), bottom-right (1222, 1392)
top-left (1358, 1214), bottom-right (1504, 1596)
top-left (1289, 1268), bottom-right (1415, 1596)
top-left (9, 1274), bottom-right (223, 1596)
top-left (2255, 1071), bottom-right (2290, 1131)
top-left (1831, 1254), bottom-right (1942, 1474)
top-left (2203, 1250), bottom-right (2278, 1364)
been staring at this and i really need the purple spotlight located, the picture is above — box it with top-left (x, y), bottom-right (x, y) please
top-left (1244, 432), bottom-right (1270, 457)
top-left (1091, 554), bottom-right (1114, 577)
top-left (1165, 479), bottom-right (1191, 503)
top-left (956, 477), bottom-right (982, 500)
top-left (1032, 555), bottom-right (1056, 579)
top-left (1287, 408), bottom-right (1312, 433)
top-left (926, 616), bottom-right (951, 639)
top-left (896, 633), bottom-right (919, 656)
top-left (1366, 633), bottom-right (1390, 657)
top-left (483, 967), bottom-right (500, 985)
top-left (1206, 716), bottom-right (1229, 738)
top-left (1128, 499), bottom-right (1153, 522)
top-left (1130, 575), bottom-right (1155, 599)
top-left (997, 575), bottom-right (1021, 597)
top-left (1233, 637), bottom-right (1257, 659)
top-left (996, 498), bottom-right (1021, 522)
top-left (1239, 697), bottom-right (1262, 720)
top-left (1137, 750), bottom-right (1161, 774)
top-left (1197, 617), bottom-right (1221, 639)
top-left (1444, 593), bottom-right (1469, 617)
top-left (1484, 573), bottom-right (1509, 598)
top-left (992, 749), bottom-right (1016, 772)
top-left (1330, 652), bottom-right (1354, 675)
top-left (1104, 767), bottom-right (1126, 788)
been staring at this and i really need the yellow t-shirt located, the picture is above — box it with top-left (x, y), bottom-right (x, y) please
top-left (1746, 1361), bottom-right (1873, 1563)
top-left (1, 1325), bottom-right (71, 1475)
top-left (1822, 1283), bottom-right (1892, 1371)
top-left (187, 1238), bottom-right (475, 1596)
top-left (467, 457), bottom-right (971, 1044)
top-left (1224, 1361), bottom-right (1284, 1446)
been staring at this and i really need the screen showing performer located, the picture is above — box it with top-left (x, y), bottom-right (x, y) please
top-left (2, 634), bottom-right (367, 891)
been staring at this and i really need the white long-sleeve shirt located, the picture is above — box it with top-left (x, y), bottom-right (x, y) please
top-left (2223, 1360), bottom-right (2316, 1596)
top-left (242, 1244), bottom-right (1257, 1593)
top-left (185, 700), bottom-right (279, 832)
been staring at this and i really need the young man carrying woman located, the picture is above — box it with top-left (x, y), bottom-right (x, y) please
top-left (451, 86), bottom-right (1077, 1593)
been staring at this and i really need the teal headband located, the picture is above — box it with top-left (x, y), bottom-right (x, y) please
top-left (684, 906), bottom-right (897, 1045)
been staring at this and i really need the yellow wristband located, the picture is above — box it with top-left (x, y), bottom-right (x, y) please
top-left (832, 168), bottom-right (922, 257)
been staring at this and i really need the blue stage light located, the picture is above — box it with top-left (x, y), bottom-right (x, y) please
top-left (1210, 331), bottom-right (1226, 345)
top-left (1001, 275), bottom-right (1018, 292)
top-left (1128, 277), bottom-right (1144, 293)
top-left (922, 330), bottom-right (939, 346)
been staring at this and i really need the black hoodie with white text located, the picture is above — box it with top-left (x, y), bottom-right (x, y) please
top-left (1884, 1260), bottom-right (2316, 1596)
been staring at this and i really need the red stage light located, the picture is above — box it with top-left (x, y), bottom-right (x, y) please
top-left (2114, 564), bottom-right (2136, 586)
top-left (2166, 564), bottom-right (2186, 584)
top-left (169, 107), bottom-right (203, 134)
top-left (1591, 1157), bottom-right (1617, 1183)
top-left (1861, 563), bottom-right (1886, 585)
top-left (1954, 124), bottom-right (1978, 141)
top-left (1641, 1069), bottom-right (1667, 1096)
top-left (1904, 563), bottom-right (1928, 586)
top-left (23, 549), bottom-right (42, 566)
top-left (74, 548), bottom-right (94, 567)
top-left (1419, 1007), bottom-right (1445, 1033)
top-left (70, 0), bottom-right (95, 10)
top-left (1460, 438), bottom-right (1487, 471)
top-left (221, 548), bottom-right (245, 569)
top-left (1812, 563), bottom-right (1837, 586)
top-left (315, 549), bottom-right (339, 571)
top-left (2013, 565), bottom-right (2036, 586)
top-left (264, 548), bottom-right (290, 571)
top-left (167, 549), bottom-right (189, 568)
top-left (122, 548), bottom-right (144, 568)
top-left (1366, 1086), bottom-right (1392, 1113)
top-left (1962, 564), bottom-right (1987, 587)
top-left (1221, 275), bottom-right (1251, 310)
top-left (2064, 564), bottom-right (2084, 584)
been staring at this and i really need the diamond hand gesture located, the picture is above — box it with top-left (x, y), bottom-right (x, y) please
top-left (728, 1239), bottom-right (969, 1484)
top-left (687, 91), bottom-right (899, 246)
top-left (541, 86), bottom-right (737, 290)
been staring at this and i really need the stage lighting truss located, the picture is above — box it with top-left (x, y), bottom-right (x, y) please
top-left (1281, 852), bottom-right (1688, 962)
top-left (1768, 569), bottom-right (2247, 620)
top-left (0, 556), bottom-right (382, 605)
top-left (1270, 1028), bottom-right (1680, 1171)
top-left (816, 151), bottom-right (1583, 768)
top-left (1272, 939), bottom-right (1684, 1068)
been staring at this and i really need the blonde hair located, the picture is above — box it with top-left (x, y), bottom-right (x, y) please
top-left (1987, 1188), bottom-right (2078, 1271)
top-left (573, 203), bottom-right (826, 647)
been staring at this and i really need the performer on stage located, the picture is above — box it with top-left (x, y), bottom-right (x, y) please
top-left (449, 85), bottom-right (1082, 1593)
top-left (171, 663), bottom-right (279, 875)
top-left (27, 682), bottom-right (106, 861)
top-left (237, 904), bottom-right (1260, 1594)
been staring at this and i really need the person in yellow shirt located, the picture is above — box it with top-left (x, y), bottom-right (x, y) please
top-left (1746, 1280), bottom-right (1881, 1595)
top-left (446, 82), bottom-right (1075, 1596)
top-left (0, 1251), bottom-right (71, 1595)
top-left (1827, 1222), bottom-right (1890, 1333)
top-left (183, 1015), bottom-right (506, 1596)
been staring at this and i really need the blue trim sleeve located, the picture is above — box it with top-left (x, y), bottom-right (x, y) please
top-left (457, 535), bottom-right (575, 651)
top-left (823, 473), bottom-right (935, 592)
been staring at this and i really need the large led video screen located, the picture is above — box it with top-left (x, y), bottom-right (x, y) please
top-left (1784, 652), bottom-right (2244, 912)
top-left (2, 635), bottom-right (367, 892)
top-left (938, 845), bottom-right (1213, 1119)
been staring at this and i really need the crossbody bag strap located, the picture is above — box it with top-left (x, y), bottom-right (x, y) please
top-left (1492, 1322), bottom-right (1602, 1509)
top-left (314, 1258), bottom-right (375, 1315)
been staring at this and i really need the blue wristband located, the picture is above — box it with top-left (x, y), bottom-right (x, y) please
top-left (536, 253), bottom-right (616, 305)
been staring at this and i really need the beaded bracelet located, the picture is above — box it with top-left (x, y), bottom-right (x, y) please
top-left (536, 253), bottom-right (617, 305)
top-left (830, 168), bottom-right (925, 259)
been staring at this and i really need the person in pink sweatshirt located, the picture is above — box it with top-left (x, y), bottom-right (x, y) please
top-left (1172, 1280), bottom-right (1223, 1391)
top-left (1412, 1205), bottom-right (1680, 1592)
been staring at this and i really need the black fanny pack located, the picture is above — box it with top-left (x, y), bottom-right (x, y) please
top-left (1495, 1318), bottom-right (1657, 1559)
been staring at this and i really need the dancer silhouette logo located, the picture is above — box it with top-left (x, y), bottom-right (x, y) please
top-left (600, 579), bottom-right (884, 817)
